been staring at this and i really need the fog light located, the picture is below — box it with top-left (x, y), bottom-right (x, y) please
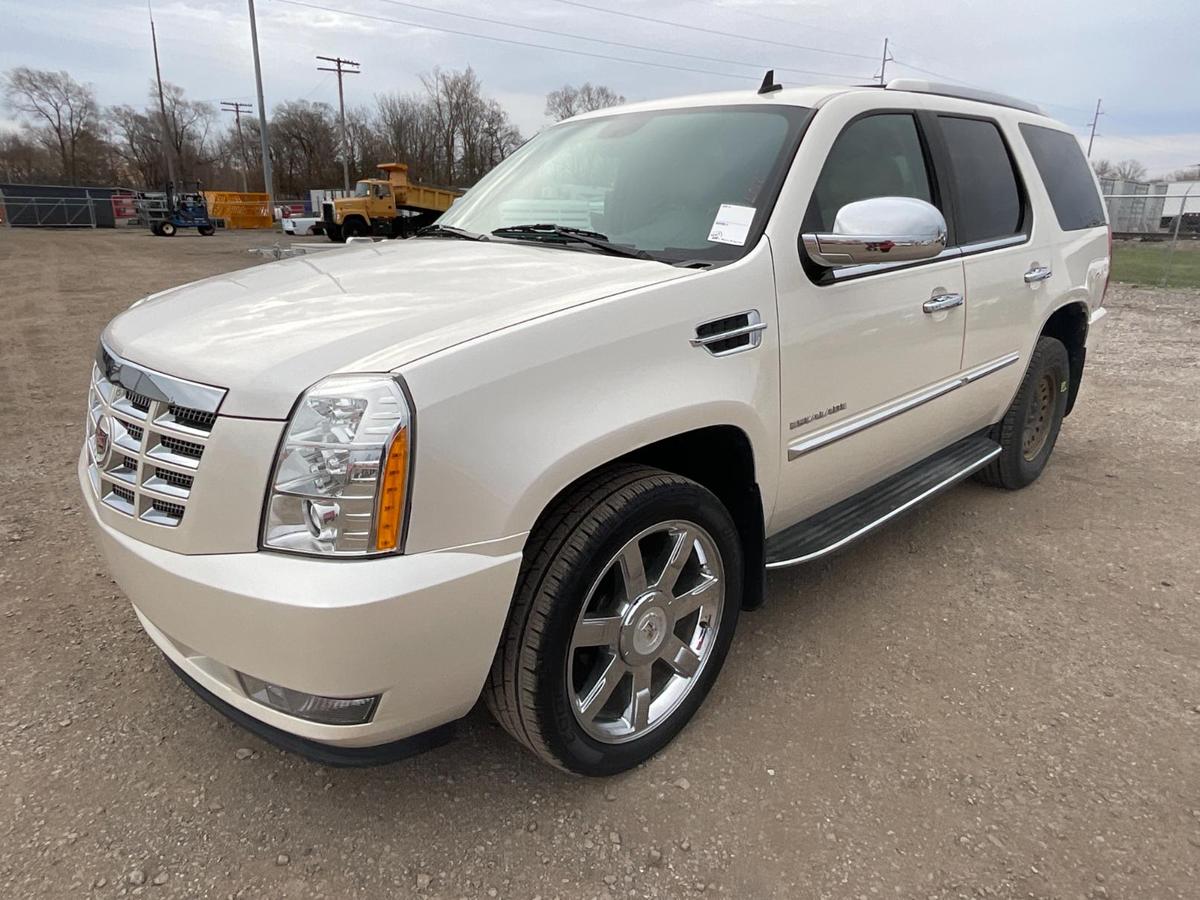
top-left (236, 673), bottom-right (379, 726)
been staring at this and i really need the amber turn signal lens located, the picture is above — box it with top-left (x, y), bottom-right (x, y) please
top-left (374, 429), bottom-right (409, 551)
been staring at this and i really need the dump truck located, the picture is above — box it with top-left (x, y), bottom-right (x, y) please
top-left (322, 163), bottom-right (461, 241)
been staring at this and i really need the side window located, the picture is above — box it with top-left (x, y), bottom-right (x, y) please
top-left (1019, 123), bottom-right (1107, 231)
top-left (938, 116), bottom-right (1023, 244)
top-left (807, 113), bottom-right (933, 232)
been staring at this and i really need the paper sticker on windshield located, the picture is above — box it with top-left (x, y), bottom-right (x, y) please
top-left (708, 204), bottom-right (756, 246)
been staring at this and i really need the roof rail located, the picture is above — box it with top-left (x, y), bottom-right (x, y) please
top-left (884, 78), bottom-right (1045, 116)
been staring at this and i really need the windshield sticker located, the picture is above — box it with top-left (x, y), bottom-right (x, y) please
top-left (707, 204), bottom-right (756, 246)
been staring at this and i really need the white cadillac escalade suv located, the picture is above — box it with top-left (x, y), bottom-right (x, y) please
top-left (81, 78), bottom-right (1110, 775)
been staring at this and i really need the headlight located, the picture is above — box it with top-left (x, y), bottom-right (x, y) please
top-left (262, 374), bottom-right (412, 556)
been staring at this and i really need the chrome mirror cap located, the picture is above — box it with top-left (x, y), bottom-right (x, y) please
top-left (802, 196), bottom-right (947, 267)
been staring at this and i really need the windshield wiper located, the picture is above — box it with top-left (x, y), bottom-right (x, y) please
top-left (415, 223), bottom-right (488, 241)
top-left (491, 224), bottom-right (654, 260)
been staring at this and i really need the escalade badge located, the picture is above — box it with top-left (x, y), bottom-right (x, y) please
top-left (790, 402), bottom-right (847, 430)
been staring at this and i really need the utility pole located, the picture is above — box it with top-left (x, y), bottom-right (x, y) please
top-left (1086, 98), bottom-right (1104, 158)
top-left (247, 0), bottom-right (275, 217)
top-left (316, 55), bottom-right (360, 192)
top-left (221, 101), bottom-right (254, 192)
top-left (877, 37), bottom-right (892, 86)
top-left (148, 2), bottom-right (176, 186)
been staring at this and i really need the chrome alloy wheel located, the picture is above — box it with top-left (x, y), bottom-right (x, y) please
top-left (567, 520), bottom-right (725, 744)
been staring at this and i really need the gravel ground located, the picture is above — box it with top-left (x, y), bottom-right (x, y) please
top-left (1, 228), bottom-right (1198, 899)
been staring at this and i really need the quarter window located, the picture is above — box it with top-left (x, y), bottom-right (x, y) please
top-left (1019, 123), bottom-right (1107, 231)
top-left (807, 113), bottom-right (934, 232)
top-left (938, 116), bottom-right (1023, 244)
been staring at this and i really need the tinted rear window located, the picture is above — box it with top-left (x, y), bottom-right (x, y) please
top-left (1019, 124), bottom-right (1107, 231)
top-left (939, 116), bottom-right (1023, 244)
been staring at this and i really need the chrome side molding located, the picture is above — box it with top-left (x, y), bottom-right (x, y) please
top-left (787, 351), bottom-right (1020, 460)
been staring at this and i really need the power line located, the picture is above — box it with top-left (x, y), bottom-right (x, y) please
top-left (541, 0), bottom-right (881, 62)
top-left (1086, 98), bottom-right (1103, 158)
top-left (272, 0), bottom-right (767, 82)
top-left (317, 55), bottom-right (360, 191)
top-left (371, 0), bottom-right (865, 81)
top-left (220, 100), bottom-right (254, 191)
top-left (875, 37), bottom-right (893, 86)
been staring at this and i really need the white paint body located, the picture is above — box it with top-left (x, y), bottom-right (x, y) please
top-left (81, 84), bottom-right (1110, 749)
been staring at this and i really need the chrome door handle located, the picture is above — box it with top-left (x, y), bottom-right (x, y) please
top-left (1024, 265), bottom-right (1053, 283)
top-left (922, 292), bottom-right (964, 313)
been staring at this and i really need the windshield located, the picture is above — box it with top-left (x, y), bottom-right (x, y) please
top-left (354, 181), bottom-right (372, 197)
top-left (438, 104), bottom-right (810, 264)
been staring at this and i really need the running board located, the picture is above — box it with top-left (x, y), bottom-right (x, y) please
top-left (765, 433), bottom-right (1000, 569)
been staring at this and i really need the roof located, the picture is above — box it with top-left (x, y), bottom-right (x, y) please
top-left (565, 79), bottom-right (1057, 126)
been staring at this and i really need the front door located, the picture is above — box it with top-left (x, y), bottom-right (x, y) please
top-left (770, 107), bottom-right (968, 531)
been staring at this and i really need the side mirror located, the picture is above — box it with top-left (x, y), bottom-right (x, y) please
top-left (802, 196), bottom-right (947, 267)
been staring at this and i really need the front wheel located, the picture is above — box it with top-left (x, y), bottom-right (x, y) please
top-left (485, 465), bottom-right (742, 775)
top-left (976, 335), bottom-right (1070, 489)
top-left (159, 221), bottom-right (176, 237)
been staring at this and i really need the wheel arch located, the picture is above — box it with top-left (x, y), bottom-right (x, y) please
top-left (525, 424), bottom-right (767, 611)
top-left (1039, 299), bottom-right (1089, 415)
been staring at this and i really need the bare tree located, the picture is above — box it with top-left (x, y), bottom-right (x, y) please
top-left (1091, 159), bottom-right (1115, 179)
top-left (1165, 165), bottom-right (1200, 182)
top-left (544, 83), bottom-right (625, 121)
top-left (3, 67), bottom-right (100, 183)
top-left (1113, 158), bottom-right (1148, 182)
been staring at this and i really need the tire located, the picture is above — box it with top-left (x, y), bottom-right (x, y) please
top-left (485, 464), bottom-right (743, 776)
top-left (160, 221), bottom-right (176, 237)
top-left (150, 222), bottom-right (163, 236)
top-left (976, 335), bottom-right (1070, 490)
top-left (198, 224), bottom-right (215, 236)
top-left (343, 218), bottom-right (368, 239)
top-left (326, 224), bottom-right (344, 243)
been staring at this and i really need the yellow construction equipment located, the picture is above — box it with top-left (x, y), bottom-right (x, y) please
top-left (203, 191), bottom-right (272, 229)
top-left (321, 163), bottom-right (461, 241)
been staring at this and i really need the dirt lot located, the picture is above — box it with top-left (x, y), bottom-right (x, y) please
top-left (1, 228), bottom-right (1198, 899)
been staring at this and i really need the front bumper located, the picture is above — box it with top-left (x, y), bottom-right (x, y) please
top-left (80, 451), bottom-right (524, 753)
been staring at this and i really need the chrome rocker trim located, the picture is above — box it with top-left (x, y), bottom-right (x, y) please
top-left (787, 351), bottom-right (1020, 461)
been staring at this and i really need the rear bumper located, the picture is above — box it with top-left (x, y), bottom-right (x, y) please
top-left (81, 452), bottom-right (524, 751)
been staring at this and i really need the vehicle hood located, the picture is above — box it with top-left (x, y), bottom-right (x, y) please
top-left (104, 239), bottom-right (691, 418)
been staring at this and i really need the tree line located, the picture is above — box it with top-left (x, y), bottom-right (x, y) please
top-left (1, 67), bottom-right (625, 196)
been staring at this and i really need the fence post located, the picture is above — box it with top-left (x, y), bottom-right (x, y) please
top-left (1160, 182), bottom-right (1196, 288)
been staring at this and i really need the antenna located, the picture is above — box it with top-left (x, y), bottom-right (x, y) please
top-left (758, 70), bottom-right (782, 95)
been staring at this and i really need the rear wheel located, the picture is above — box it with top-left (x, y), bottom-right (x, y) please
top-left (485, 465), bottom-right (742, 775)
top-left (976, 335), bottom-right (1070, 489)
top-left (198, 224), bottom-right (215, 236)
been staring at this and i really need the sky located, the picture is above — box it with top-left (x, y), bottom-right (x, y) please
top-left (1, 0), bottom-right (1197, 178)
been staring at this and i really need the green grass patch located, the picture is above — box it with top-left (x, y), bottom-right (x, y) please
top-left (1111, 241), bottom-right (1200, 289)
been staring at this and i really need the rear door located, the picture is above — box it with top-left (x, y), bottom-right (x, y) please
top-left (943, 112), bottom-right (1107, 427)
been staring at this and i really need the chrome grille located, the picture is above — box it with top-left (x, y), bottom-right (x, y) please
top-left (85, 359), bottom-right (221, 527)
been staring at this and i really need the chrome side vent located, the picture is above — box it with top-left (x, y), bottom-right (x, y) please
top-left (690, 310), bottom-right (766, 357)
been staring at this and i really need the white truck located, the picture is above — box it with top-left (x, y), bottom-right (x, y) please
top-left (81, 78), bottom-right (1110, 775)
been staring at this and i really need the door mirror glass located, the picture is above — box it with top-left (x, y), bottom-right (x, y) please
top-left (802, 196), bottom-right (947, 267)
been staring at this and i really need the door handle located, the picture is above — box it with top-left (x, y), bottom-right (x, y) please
top-left (1024, 265), bottom-right (1053, 283)
top-left (922, 292), bottom-right (964, 314)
